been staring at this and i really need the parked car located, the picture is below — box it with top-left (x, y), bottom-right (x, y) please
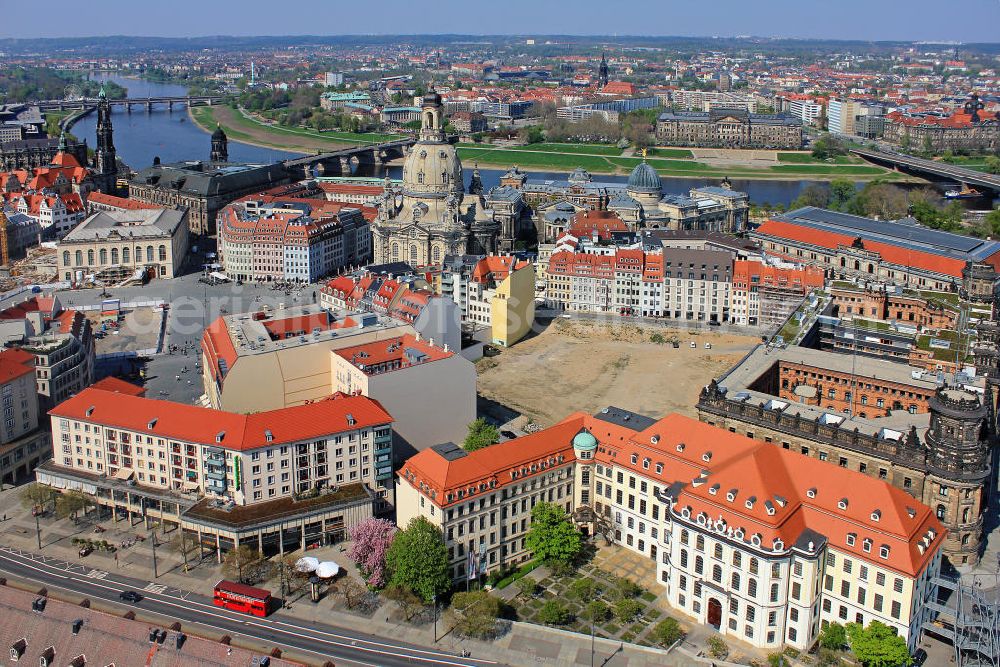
top-left (500, 430), bottom-right (518, 439)
top-left (689, 341), bottom-right (697, 348)
top-left (704, 342), bottom-right (712, 349)
top-left (119, 591), bottom-right (142, 603)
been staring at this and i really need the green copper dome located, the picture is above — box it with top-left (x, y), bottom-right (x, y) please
top-left (627, 161), bottom-right (662, 194)
top-left (573, 430), bottom-right (598, 451)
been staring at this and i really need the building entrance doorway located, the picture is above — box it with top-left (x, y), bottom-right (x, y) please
top-left (707, 597), bottom-right (722, 629)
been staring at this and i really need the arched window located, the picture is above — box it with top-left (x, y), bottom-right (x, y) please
top-left (770, 583), bottom-right (780, 602)
top-left (749, 557), bottom-right (759, 575)
top-left (867, 263), bottom-right (874, 274)
top-left (713, 544), bottom-right (723, 559)
top-left (75, 250), bottom-right (82, 266)
top-left (111, 248), bottom-right (119, 265)
top-left (695, 556), bottom-right (704, 575)
top-left (854, 260), bottom-right (861, 271)
top-left (679, 549), bottom-right (688, 568)
top-left (122, 247), bottom-right (130, 264)
top-left (712, 564), bottom-right (722, 583)
top-left (158, 245), bottom-right (167, 261)
top-left (62, 251), bottom-right (70, 266)
top-left (432, 246), bottom-right (441, 262)
top-left (963, 507), bottom-right (970, 523)
top-left (696, 535), bottom-right (705, 551)
top-left (147, 245), bottom-right (154, 262)
top-left (87, 250), bottom-right (94, 264)
top-left (748, 578), bottom-right (757, 597)
top-left (936, 505), bottom-right (946, 520)
top-left (732, 551), bottom-right (742, 568)
top-left (424, 111), bottom-right (433, 127)
top-left (410, 245), bottom-right (418, 263)
top-left (99, 249), bottom-right (107, 264)
top-left (731, 573), bottom-right (741, 590)
top-left (391, 243), bottom-right (399, 260)
top-left (680, 530), bottom-right (689, 546)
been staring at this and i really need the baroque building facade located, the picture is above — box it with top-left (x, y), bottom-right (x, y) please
top-left (371, 89), bottom-right (498, 266)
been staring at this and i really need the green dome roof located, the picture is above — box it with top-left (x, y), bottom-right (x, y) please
top-left (627, 161), bottom-right (662, 194)
top-left (573, 430), bottom-right (598, 451)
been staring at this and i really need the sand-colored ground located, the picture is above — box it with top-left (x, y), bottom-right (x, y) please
top-left (476, 319), bottom-right (759, 428)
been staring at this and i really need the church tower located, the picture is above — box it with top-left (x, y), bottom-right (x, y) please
top-left (924, 387), bottom-right (993, 565)
top-left (598, 52), bottom-right (609, 88)
top-left (93, 86), bottom-right (118, 194)
top-left (210, 123), bottom-right (229, 163)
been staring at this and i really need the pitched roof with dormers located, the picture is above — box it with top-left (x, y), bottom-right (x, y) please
top-left (399, 410), bottom-right (944, 578)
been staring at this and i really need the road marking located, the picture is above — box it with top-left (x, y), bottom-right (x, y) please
top-left (0, 547), bottom-right (496, 667)
top-left (86, 570), bottom-right (107, 579)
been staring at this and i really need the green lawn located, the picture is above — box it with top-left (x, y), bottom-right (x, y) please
top-left (457, 147), bottom-right (616, 172)
top-left (646, 147), bottom-right (695, 159)
top-left (608, 156), bottom-right (716, 173)
top-left (509, 142), bottom-right (624, 156)
top-left (197, 104), bottom-right (405, 145)
top-left (769, 164), bottom-right (886, 175)
top-left (777, 152), bottom-right (859, 165)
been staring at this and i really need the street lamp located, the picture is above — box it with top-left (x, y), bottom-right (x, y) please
top-left (590, 618), bottom-right (595, 667)
top-left (432, 593), bottom-right (438, 643)
top-left (34, 511), bottom-right (42, 550)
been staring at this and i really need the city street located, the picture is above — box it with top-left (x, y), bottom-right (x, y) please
top-left (0, 545), bottom-right (500, 667)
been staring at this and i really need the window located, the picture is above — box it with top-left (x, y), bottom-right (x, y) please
top-left (712, 564), bottom-right (722, 583)
top-left (891, 601), bottom-right (901, 619)
top-left (893, 578), bottom-right (904, 594)
top-left (791, 582), bottom-right (801, 600)
top-left (731, 573), bottom-right (741, 590)
top-left (748, 578), bottom-right (757, 597)
top-left (770, 583), bottom-right (779, 602)
top-left (714, 544), bottom-right (723, 559)
top-left (695, 556), bottom-right (704, 575)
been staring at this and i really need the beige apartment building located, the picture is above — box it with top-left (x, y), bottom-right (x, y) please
top-left (36, 380), bottom-right (394, 559)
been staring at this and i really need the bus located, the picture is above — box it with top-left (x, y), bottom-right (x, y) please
top-left (212, 580), bottom-right (273, 617)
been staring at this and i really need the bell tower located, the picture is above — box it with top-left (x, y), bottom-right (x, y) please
top-left (924, 387), bottom-right (993, 565)
top-left (93, 86), bottom-right (118, 194)
top-left (210, 123), bottom-right (229, 163)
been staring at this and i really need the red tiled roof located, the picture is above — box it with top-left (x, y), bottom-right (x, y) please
top-left (0, 348), bottom-right (34, 383)
top-left (335, 334), bottom-right (452, 373)
top-left (49, 387), bottom-right (392, 451)
top-left (400, 411), bottom-right (944, 578)
top-left (755, 219), bottom-right (970, 279)
top-left (90, 376), bottom-right (146, 397)
top-left (86, 192), bottom-right (161, 211)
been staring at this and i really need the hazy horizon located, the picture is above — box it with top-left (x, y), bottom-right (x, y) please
top-left (2, 0), bottom-right (999, 43)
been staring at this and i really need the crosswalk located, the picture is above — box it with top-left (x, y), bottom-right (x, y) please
top-left (86, 569), bottom-right (108, 579)
top-left (143, 583), bottom-right (167, 594)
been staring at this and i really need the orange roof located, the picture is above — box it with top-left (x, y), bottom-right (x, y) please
top-left (400, 411), bottom-right (944, 577)
top-left (335, 334), bottom-right (452, 374)
top-left (471, 255), bottom-right (528, 283)
top-left (0, 348), bottom-right (35, 384)
top-left (200, 316), bottom-right (238, 384)
top-left (86, 192), bottom-right (160, 211)
top-left (733, 260), bottom-right (825, 290)
top-left (49, 387), bottom-right (392, 451)
top-left (755, 219), bottom-right (970, 279)
top-left (90, 376), bottom-right (146, 397)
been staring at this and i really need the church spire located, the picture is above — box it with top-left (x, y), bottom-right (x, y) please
top-left (598, 52), bottom-right (609, 88)
top-left (94, 83), bottom-right (118, 194)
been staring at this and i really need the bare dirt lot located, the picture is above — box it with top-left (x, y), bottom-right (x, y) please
top-left (477, 319), bottom-right (760, 428)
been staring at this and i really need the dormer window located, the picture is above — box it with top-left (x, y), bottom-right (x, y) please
top-left (630, 454), bottom-right (638, 465)
top-left (870, 509), bottom-right (881, 522)
top-left (846, 533), bottom-right (856, 546)
top-left (702, 451), bottom-right (712, 463)
top-left (147, 418), bottom-right (157, 429)
top-left (676, 443), bottom-right (685, 452)
top-left (727, 489), bottom-right (738, 502)
top-left (655, 463), bottom-right (663, 475)
top-left (650, 434), bottom-right (660, 444)
top-left (745, 496), bottom-right (756, 509)
top-left (863, 538), bottom-right (873, 553)
top-left (879, 545), bottom-right (890, 559)
top-left (642, 458), bottom-right (650, 470)
top-left (807, 487), bottom-right (817, 498)
top-left (264, 430), bottom-right (273, 443)
top-left (709, 483), bottom-right (720, 495)
top-left (838, 498), bottom-right (848, 510)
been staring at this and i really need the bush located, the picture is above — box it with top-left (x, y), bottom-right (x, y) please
top-left (493, 560), bottom-right (540, 589)
top-left (819, 622), bottom-right (847, 650)
top-left (650, 617), bottom-right (683, 646)
top-left (707, 635), bottom-right (729, 659)
top-left (613, 598), bottom-right (643, 624)
top-left (612, 577), bottom-right (642, 601)
top-left (516, 577), bottom-right (539, 598)
top-left (581, 600), bottom-right (610, 623)
top-left (537, 600), bottom-right (572, 625)
top-left (568, 577), bottom-right (597, 601)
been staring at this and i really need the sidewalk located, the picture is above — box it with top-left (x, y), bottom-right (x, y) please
top-left (0, 490), bottom-right (692, 667)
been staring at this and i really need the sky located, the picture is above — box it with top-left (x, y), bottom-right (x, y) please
top-left (2, 0), bottom-right (1000, 43)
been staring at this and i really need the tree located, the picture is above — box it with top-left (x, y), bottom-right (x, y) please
top-left (524, 502), bottom-right (582, 567)
top-left (271, 554), bottom-right (301, 597)
top-left (515, 577), bottom-right (539, 598)
top-left (707, 635), bottom-right (730, 659)
top-left (463, 418), bottom-right (499, 452)
top-left (55, 491), bottom-right (89, 524)
top-left (829, 178), bottom-right (857, 211)
top-left (791, 183), bottom-right (831, 210)
top-left (451, 590), bottom-right (504, 639)
top-left (346, 517), bottom-right (396, 589)
top-left (19, 482), bottom-right (55, 511)
top-left (650, 617), bottom-right (684, 646)
top-left (384, 584), bottom-right (424, 620)
top-left (537, 600), bottom-right (571, 625)
top-left (613, 598), bottom-right (643, 623)
top-left (985, 156), bottom-right (1000, 175)
top-left (170, 531), bottom-right (197, 572)
top-left (385, 517), bottom-right (450, 603)
top-left (611, 576), bottom-right (642, 601)
top-left (222, 545), bottom-right (268, 585)
top-left (986, 208), bottom-right (1000, 236)
top-left (819, 621), bottom-right (848, 650)
top-left (568, 577), bottom-right (597, 601)
top-left (581, 600), bottom-right (610, 623)
top-left (846, 621), bottom-right (912, 667)
top-left (339, 576), bottom-right (368, 609)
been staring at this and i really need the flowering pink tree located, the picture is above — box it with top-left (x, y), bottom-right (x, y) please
top-left (346, 517), bottom-right (396, 588)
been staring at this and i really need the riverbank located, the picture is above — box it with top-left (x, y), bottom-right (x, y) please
top-left (189, 104), bottom-right (406, 155)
